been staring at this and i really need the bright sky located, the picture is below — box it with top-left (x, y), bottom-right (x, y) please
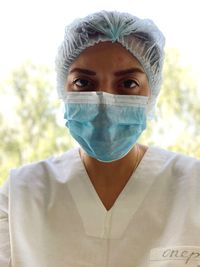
top-left (0, 0), bottom-right (200, 81)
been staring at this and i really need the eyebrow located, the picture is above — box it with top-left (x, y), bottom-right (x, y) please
top-left (69, 68), bottom-right (96, 75)
top-left (114, 68), bottom-right (145, 76)
top-left (69, 67), bottom-right (145, 76)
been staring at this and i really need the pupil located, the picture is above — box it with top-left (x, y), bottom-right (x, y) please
top-left (124, 80), bottom-right (134, 87)
top-left (78, 79), bottom-right (88, 86)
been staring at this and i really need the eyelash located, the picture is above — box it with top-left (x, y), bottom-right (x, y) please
top-left (119, 79), bottom-right (139, 89)
top-left (72, 78), bottom-right (95, 90)
top-left (72, 78), bottom-right (140, 91)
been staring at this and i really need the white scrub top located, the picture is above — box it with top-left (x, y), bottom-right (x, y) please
top-left (0, 146), bottom-right (200, 267)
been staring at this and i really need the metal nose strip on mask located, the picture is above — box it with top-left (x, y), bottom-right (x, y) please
top-left (63, 91), bottom-right (149, 107)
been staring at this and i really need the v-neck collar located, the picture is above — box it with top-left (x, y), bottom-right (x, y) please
top-left (64, 146), bottom-right (165, 239)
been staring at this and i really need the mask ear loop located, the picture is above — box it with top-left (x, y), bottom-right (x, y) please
top-left (133, 143), bottom-right (142, 172)
top-left (146, 97), bottom-right (157, 120)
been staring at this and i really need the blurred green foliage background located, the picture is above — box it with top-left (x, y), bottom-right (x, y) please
top-left (0, 48), bottom-right (200, 186)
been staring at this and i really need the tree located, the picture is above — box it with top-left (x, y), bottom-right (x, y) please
top-left (0, 61), bottom-right (74, 185)
top-left (140, 48), bottom-right (200, 158)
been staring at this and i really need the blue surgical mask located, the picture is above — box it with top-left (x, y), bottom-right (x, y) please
top-left (64, 92), bottom-right (148, 162)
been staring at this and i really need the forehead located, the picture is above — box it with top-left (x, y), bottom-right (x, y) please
top-left (69, 41), bottom-right (144, 71)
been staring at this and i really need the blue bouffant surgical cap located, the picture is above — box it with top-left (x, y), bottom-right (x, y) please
top-left (55, 10), bottom-right (165, 116)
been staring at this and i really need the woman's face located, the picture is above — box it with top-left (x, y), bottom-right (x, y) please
top-left (65, 41), bottom-right (150, 96)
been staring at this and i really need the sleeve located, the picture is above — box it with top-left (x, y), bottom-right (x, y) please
top-left (0, 179), bottom-right (12, 267)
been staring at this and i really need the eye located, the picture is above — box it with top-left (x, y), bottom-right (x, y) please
top-left (122, 79), bottom-right (139, 89)
top-left (71, 78), bottom-right (96, 91)
top-left (73, 78), bottom-right (91, 88)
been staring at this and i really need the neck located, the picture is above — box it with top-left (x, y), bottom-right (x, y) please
top-left (80, 143), bottom-right (147, 186)
top-left (80, 143), bottom-right (147, 210)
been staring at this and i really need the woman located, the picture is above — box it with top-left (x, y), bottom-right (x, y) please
top-left (1, 10), bottom-right (200, 267)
